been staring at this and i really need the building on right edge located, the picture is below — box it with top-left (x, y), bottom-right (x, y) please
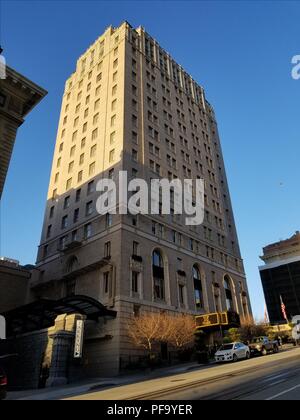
top-left (259, 231), bottom-right (300, 325)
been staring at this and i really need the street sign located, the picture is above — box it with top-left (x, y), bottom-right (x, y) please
top-left (74, 319), bottom-right (84, 359)
top-left (0, 315), bottom-right (5, 340)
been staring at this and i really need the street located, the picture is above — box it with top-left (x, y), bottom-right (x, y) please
top-left (65, 347), bottom-right (300, 401)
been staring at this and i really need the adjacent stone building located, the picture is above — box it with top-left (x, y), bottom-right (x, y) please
top-left (0, 258), bottom-right (33, 313)
top-left (260, 231), bottom-right (300, 324)
top-left (31, 22), bottom-right (251, 376)
top-left (0, 65), bottom-right (47, 199)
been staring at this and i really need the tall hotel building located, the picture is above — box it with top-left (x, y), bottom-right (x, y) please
top-left (32, 22), bottom-right (251, 375)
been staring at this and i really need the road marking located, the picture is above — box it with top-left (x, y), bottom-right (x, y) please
top-left (266, 384), bottom-right (300, 400)
top-left (263, 373), bottom-right (289, 382)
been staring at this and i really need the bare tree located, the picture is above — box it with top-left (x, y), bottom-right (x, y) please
top-left (164, 314), bottom-right (196, 350)
top-left (127, 312), bottom-right (162, 354)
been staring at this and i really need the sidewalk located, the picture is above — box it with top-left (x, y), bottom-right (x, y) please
top-left (7, 361), bottom-right (210, 400)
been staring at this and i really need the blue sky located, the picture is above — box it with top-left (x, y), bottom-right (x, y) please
top-left (1, 0), bottom-right (299, 319)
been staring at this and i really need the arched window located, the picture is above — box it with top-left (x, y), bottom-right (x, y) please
top-left (193, 265), bottom-right (203, 310)
top-left (224, 275), bottom-right (234, 311)
top-left (152, 250), bottom-right (165, 300)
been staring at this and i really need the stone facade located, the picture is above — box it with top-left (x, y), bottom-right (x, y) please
top-left (0, 65), bottom-right (47, 199)
top-left (31, 22), bottom-right (252, 377)
top-left (0, 258), bottom-right (32, 313)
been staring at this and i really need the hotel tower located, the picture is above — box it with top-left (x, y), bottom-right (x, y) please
top-left (31, 22), bottom-right (251, 376)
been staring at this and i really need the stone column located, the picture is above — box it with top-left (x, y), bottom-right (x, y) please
top-left (46, 314), bottom-right (86, 387)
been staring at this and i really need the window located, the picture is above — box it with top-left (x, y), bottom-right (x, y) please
top-left (82, 122), bottom-right (87, 133)
top-left (110, 131), bottom-right (116, 144)
top-left (59, 143), bottom-right (64, 152)
top-left (132, 131), bottom-right (138, 144)
top-left (43, 245), bottom-right (49, 259)
top-left (90, 144), bottom-right (97, 157)
top-left (224, 276), bottom-right (234, 311)
top-left (68, 161), bottom-right (74, 173)
top-left (109, 149), bottom-right (115, 162)
top-left (92, 128), bottom-right (98, 140)
top-left (132, 85), bottom-right (137, 96)
top-left (59, 235), bottom-right (68, 250)
top-left (193, 265), bottom-right (204, 310)
top-left (113, 58), bottom-right (118, 69)
top-left (106, 213), bottom-right (113, 227)
top-left (113, 71), bottom-right (118, 82)
top-left (132, 149), bottom-right (138, 162)
top-left (95, 85), bottom-right (101, 96)
top-left (111, 114), bottom-right (116, 127)
top-left (84, 223), bottom-right (92, 239)
top-left (94, 99), bottom-right (100, 110)
top-left (112, 84), bottom-right (117, 95)
top-left (73, 208), bottom-right (79, 223)
top-left (57, 157), bottom-right (61, 168)
top-left (132, 272), bottom-right (139, 294)
top-left (72, 230), bottom-right (78, 242)
top-left (70, 145), bottom-right (76, 157)
top-left (133, 304), bottom-right (140, 317)
top-left (132, 114), bottom-right (137, 127)
top-left (179, 284), bottom-right (185, 305)
top-left (104, 272), bottom-right (110, 294)
top-left (81, 138), bottom-right (86, 149)
top-left (77, 170), bottom-right (83, 183)
top-left (133, 241), bottom-right (139, 256)
top-left (111, 99), bottom-right (117, 111)
top-left (61, 215), bottom-right (68, 229)
top-left (46, 225), bottom-right (52, 238)
top-left (54, 173), bottom-right (59, 183)
top-left (64, 196), bottom-right (70, 209)
top-left (76, 189), bottom-right (81, 202)
top-left (49, 206), bottom-right (54, 219)
top-left (79, 153), bottom-right (85, 165)
top-left (87, 180), bottom-right (95, 195)
top-left (86, 201), bottom-right (93, 216)
top-left (89, 162), bottom-right (95, 176)
top-left (52, 189), bottom-right (58, 200)
top-left (93, 113), bottom-right (99, 125)
top-left (96, 72), bottom-right (102, 82)
top-left (105, 241), bottom-right (111, 258)
top-left (152, 250), bottom-right (165, 300)
top-left (108, 169), bottom-right (114, 180)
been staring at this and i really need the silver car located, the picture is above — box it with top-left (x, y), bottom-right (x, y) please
top-left (215, 342), bottom-right (250, 363)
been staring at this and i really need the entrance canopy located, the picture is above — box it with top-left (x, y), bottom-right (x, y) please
top-left (1, 295), bottom-right (117, 337)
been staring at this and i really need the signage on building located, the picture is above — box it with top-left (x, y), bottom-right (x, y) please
top-left (74, 319), bottom-right (84, 358)
top-left (196, 311), bottom-right (240, 329)
top-left (196, 312), bottom-right (220, 328)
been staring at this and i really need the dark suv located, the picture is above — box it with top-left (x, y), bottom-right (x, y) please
top-left (0, 366), bottom-right (7, 400)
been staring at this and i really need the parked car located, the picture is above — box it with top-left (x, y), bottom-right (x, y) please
top-left (248, 336), bottom-right (279, 356)
top-left (215, 342), bottom-right (250, 363)
top-left (0, 366), bottom-right (7, 400)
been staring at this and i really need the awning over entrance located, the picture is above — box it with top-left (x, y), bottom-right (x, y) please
top-left (1, 295), bottom-right (117, 337)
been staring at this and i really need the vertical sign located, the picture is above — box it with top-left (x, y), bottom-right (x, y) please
top-left (0, 315), bottom-right (6, 340)
top-left (74, 319), bottom-right (84, 359)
